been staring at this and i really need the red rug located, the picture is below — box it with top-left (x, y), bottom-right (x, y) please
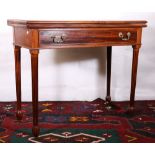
top-left (0, 98), bottom-right (155, 143)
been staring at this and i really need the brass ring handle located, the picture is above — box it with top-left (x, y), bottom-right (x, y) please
top-left (51, 35), bottom-right (64, 43)
top-left (118, 32), bottom-right (131, 41)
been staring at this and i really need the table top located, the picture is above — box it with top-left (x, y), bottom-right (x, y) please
top-left (7, 20), bottom-right (147, 29)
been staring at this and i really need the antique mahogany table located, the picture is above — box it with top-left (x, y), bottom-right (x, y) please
top-left (7, 20), bottom-right (147, 137)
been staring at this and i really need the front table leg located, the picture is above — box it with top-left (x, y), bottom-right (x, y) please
top-left (130, 45), bottom-right (141, 109)
top-left (14, 45), bottom-right (23, 120)
top-left (30, 49), bottom-right (40, 137)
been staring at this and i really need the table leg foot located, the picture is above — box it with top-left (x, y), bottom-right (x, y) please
top-left (16, 110), bottom-right (23, 120)
top-left (105, 96), bottom-right (111, 102)
top-left (104, 96), bottom-right (120, 111)
top-left (105, 96), bottom-right (113, 110)
top-left (32, 126), bottom-right (40, 137)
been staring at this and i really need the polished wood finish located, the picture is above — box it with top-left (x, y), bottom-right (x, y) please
top-left (130, 45), bottom-right (141, 108)
top-left (8, 20), bottom-right (147, 137)
top-left (30, 49), bottom-right (40, 137)
top-left (106, 46), bottom-right (112, 104)
top-left (8, 20), bottom-right (147, 49)
top-left (14, 45), bottom-right (22, 120)
top-left (39, 28), bottom-right (137, 48)
top-left (7, 20), bottom-right (147, 28)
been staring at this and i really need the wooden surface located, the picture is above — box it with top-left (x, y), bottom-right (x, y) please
top-left (7, 20), bottom-right (147, 28)
top-left (8, 20), bottom-right (147, 137)
top-left (8, 20), bottom-right (147, 49)
top-left (39, 28), bottom-right (137, 49)
top-left (14, 45), bottom-right (22, 120)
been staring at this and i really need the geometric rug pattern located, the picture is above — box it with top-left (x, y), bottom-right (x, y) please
top-left (0, 98), bottom-right (155, 143)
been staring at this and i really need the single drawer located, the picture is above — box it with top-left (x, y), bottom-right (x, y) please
top-left (39, 28), bottom-right (137, 48)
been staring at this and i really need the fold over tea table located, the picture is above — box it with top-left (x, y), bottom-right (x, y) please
top-left (7, 20), bottom-right (147, 137)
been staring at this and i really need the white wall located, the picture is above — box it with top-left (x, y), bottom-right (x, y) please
top-left (0, 0), bottom-right (155, 101)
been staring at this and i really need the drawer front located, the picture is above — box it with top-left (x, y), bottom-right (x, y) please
top-left (39, 28), bottom-right (137, 48)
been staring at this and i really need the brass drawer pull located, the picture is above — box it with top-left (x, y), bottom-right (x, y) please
top-left (118, 32), bottom-right (131, 41)
top-left (51, 35), bottom-right (64, 43)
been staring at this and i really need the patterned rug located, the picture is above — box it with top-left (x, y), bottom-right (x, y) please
top-left (0, 98), bottom-right (155, 143)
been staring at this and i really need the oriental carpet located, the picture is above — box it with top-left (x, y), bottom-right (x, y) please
top-left (0, 98), bottom-right (155, 143)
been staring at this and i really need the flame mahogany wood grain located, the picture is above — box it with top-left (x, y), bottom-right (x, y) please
top-left (39, 28), bottom-right (137, 48)
top-left (7, 20), bottom-right (147, 137)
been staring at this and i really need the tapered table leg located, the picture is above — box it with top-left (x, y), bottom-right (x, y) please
top-left (14, 45), bottom-right (23, 120)
top-left (130, 45), bottom-right (141, 109)
top-left (105, 46), bottom-right (112, 109)
top-left (30, 49), bottom-right (40, 137)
